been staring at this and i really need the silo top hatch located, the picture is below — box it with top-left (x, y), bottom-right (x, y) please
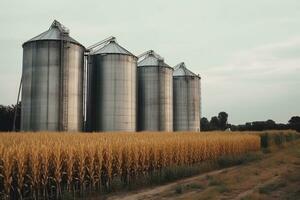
top-left (23, 20), bottom-right (84, 47)
top-left (173, 62), bottom-right (200, 79)
top-left (138, 50), bottom-right (173, 69)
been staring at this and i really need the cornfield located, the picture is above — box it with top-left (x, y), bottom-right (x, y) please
top-left (0, 132), bottom-right (260, 199)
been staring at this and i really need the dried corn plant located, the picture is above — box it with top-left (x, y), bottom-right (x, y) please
top-left (0, 132), bottom-right (260, 199)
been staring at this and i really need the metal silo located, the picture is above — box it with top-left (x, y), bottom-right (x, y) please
top-left (86, 38), bottom-right (137, 132)
top-left (21, 20), bottom-right (85, 131)
top-left (173, 62), bottom-right (201, 131)
top-left (137, 50), bottom-right (173, 131)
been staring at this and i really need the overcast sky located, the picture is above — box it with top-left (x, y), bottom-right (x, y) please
top-left (0, 0), bottom-right (299, 124)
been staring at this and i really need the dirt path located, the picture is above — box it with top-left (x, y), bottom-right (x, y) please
top-left (108, 167), bottom-right (237, 200)
top-left (108, 141), bottom-right (300, 200)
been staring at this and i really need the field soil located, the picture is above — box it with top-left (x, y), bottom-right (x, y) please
top-left (108, 141), bottom-right (300, 200)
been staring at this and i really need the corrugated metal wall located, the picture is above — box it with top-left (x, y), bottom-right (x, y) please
top-left (138, 65), bottom-right (173, 131)
top-left (86, 53), bottom-right (137, 132)
top-left (21, 40), bottom-right (84, 131)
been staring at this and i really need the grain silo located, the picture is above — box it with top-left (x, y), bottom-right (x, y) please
top-left (137, 50), bottom-right (173, 131)
top-left (21, 20), bottom-right (85, 131)
top-left (86, 38), bottom-right (137, 132)
top-left (173, 62), bottom-right (201, 131)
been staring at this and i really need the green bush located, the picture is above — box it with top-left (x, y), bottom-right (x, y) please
top-left (258, 131), bottom-right (300, 148)
top-left (174, 185), bottom-right (183, 194)
top-left (286, 132), bottom-right (296, 142)
top-left (274, 133), bottom-right (284, 146)
top-left (260, 133), bottom-right (270, 148)
top-left (187, 183), bottom-right (204, 189)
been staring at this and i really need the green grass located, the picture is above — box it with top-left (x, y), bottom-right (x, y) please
top-left (187, 183), bottom-right (204, 190)
top-left (286, 171), bottom-right (300, 183)
top-left (216, 184), bottom-right (230, 193)
top-left (206, 176), bottom-right (230, 194)
top-left (217, 152), bottom-right (263, 167)
top-left (258, 181), bottom-right (287, 194)
top-left (208, 176), bottom-right (223, 186)
top-left (174, 185), bottom-right (183, 194)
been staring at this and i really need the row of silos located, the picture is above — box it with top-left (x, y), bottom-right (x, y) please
top-left (20, 20), bottom-right (201, 132)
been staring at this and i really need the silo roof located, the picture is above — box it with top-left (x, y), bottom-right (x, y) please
top-left (173, 62), bottom-right (200, 78)
top-left (138, 55), bottom-right (160, 66)
top-left (23, 20), bottom-right (83, 47)
top-left (138, 50), bottom-right (172, 69)
top-left (92, 41), bottom-right (136, 57)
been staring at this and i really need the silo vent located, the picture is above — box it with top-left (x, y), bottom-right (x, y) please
top-left (50, 20), bottom-right (69, 34)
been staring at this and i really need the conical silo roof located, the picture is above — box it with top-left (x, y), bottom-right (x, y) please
top-left (173, 62), bottom-right (200, 78)
top-left (92, 40), bottom-right (136, 57)
top-left (138, 55), bottom-right (160, 66)
top-left (138, 50), bottom-right (172, 69)
top-left (23, 20), bottom-right (83, 47)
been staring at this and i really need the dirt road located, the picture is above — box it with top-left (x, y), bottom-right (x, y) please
top-left (108, 141), bottom-right (300, 200)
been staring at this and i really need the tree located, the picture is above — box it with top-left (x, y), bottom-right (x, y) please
top-left (228, 124), bottom-right (237, 131)
top-left (245, 122), bottom-right (252, 131)
top-left (265, 119), bottom-right (276, 130)
top-left (210, 116), bottom-right (219, 130)
top-left (12, 103), bottom-right (21, 131)
top-left (200, 117), bottom-right (210, 131)
top-left (0, 102), bottom-right (21, 131)
top-left (288, 116), bottom-right (300, 124)
top-left (288, 116), bottom-right (300, 132)
top-left (252, 121), bottom-right (266, 131)
top-left (0, 105), bottom-right (13, 131)
top-left (218, 112), bottom-right (228, 130)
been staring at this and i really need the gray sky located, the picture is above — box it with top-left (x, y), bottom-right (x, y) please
top-left (0, 0), bottom-right (299, 124)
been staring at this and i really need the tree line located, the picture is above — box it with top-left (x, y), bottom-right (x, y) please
top-left (0, 103), bottom-right (299, 132)
top-left (201, 112), bottom-right (300, 132)
top-left (0, 103), bottom-right (21, 131)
